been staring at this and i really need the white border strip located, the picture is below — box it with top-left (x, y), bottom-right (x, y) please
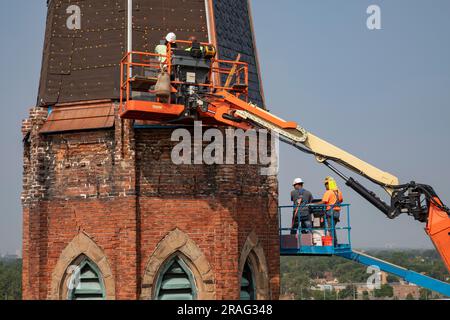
top-left (204, 0), bottom-right (213, 43)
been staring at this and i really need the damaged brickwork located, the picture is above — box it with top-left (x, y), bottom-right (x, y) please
top-left (21, 102), bottom-right (280, 300)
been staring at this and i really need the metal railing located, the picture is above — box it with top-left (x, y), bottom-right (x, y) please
top-left (279, 204), bottom-right (352, 253)
top-left (119, 40), bottom-right (249, 114)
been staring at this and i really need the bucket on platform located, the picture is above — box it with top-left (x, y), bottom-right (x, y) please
top-left (322, 236), bottom-right (333, 247)
top-left (312, 230), bottom-right (324, 246)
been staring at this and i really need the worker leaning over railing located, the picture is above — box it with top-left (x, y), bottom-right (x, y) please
top-left (290, 178), bottom-right (314, 235)
top-left (185, 36), bottom-right (205, 58)
top-left (315, 176), bottom-right (344, 245)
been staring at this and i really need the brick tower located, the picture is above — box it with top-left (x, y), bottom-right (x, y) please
top-left (22, 0), bottom-right (279, 300)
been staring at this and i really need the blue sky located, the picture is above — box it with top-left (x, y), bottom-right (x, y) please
top-left (1, 0), bottom-right (450, 254)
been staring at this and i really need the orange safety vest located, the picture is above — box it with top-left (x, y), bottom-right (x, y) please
top-left (322, 190), bottom-right (343, 211)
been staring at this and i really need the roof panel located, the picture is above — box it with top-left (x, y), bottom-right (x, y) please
top-left (39, 0), bottom-right (210, 105)
top-left (40, 102), bottom-right (115, 134)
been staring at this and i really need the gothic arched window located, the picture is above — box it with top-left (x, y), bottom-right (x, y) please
top-left (240, 260), bottom-right (256, 300)
top-left (67, 257), bottom-right (105, 300)
top-left (154, 256), bottom-right (197, 300)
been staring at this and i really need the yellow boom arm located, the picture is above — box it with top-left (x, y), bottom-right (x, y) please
top-left (213, 91), bottom-right (399, 194)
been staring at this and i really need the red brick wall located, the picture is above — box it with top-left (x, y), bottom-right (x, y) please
top-left (22, 105), bottom-right (279, 300)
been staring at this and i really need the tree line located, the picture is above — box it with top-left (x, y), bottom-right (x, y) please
top-left (0, 250), bottom-right (448, 300)
top-left (0, 258), bottom-right (21, 300)
top-left (280, 249), bottom-right (449, 300)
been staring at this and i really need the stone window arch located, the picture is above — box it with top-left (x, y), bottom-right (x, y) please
top-left (239, 231), bottom-right (270, 300)
top-left (67, 255), bottom-right (106, 300)
top-left (50, 232), bottom-right (115, 300)
top-left (154, 255), bottom-right (197, 300)
top-left (141, 228), bottom-right (215, 300)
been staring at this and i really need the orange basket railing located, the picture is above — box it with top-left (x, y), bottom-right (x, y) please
top-left (120, 41), bottom-right (249, 114)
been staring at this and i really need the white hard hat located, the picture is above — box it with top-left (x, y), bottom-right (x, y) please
top-left (165, 32), bottom-right (177, 43)
top-left (293, 178), bottom-right (304, 186)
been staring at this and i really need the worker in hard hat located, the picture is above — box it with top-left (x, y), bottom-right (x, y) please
top-left (316, 176), bottom-right (344, 245)
top-left (290, 178), bottom-right (314, 234)
top-left (155, 32), bottom-right (177, 64)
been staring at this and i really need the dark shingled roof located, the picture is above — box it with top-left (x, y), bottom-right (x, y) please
top-left (38, 0), bottom-right (265, 108)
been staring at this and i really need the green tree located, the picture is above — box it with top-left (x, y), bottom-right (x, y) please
top-left (339, 285), bottom-right (356, 300)
top-left (386, 275), bottom-right (399, 283)
top-left (374, 284), bottom-right (394, 298)
top-left (280, 250), bottom-right (448, 300)
top-left (0, 259), bottom-right (22, 300)
top-left (419, 288), bottom-right (432, 300)
top-left (406, 293), bottom-right (415, 300)
top-left (362, 291), bottom-right (370, 300)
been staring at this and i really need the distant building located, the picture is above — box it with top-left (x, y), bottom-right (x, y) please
top-left (380, 271), bottom-right (388, 285)
top-left (391, 283), bottom-right (421, 299)
top-left (312, 278), bottom-right (426, 300)
top-left (2, 254), bottom-right (19, 261)
top-left (314, 272), bottom-right (339, 285)
top-left (279, 293), bottom-right (295, 300)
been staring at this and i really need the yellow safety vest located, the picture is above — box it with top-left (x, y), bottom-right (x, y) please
top-left (185, 46), bottom-right (204, 53)
top-left (155, 44), bottom-right (167, 62)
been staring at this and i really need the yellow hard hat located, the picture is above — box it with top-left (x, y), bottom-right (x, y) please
top-left (324, 176), bottom-right (338, 190)
top-left (324, 176), bottom-right (334, 184)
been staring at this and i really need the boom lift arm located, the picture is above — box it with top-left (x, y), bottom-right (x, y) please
top-left (198, 91), bottom-right (450, 272)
